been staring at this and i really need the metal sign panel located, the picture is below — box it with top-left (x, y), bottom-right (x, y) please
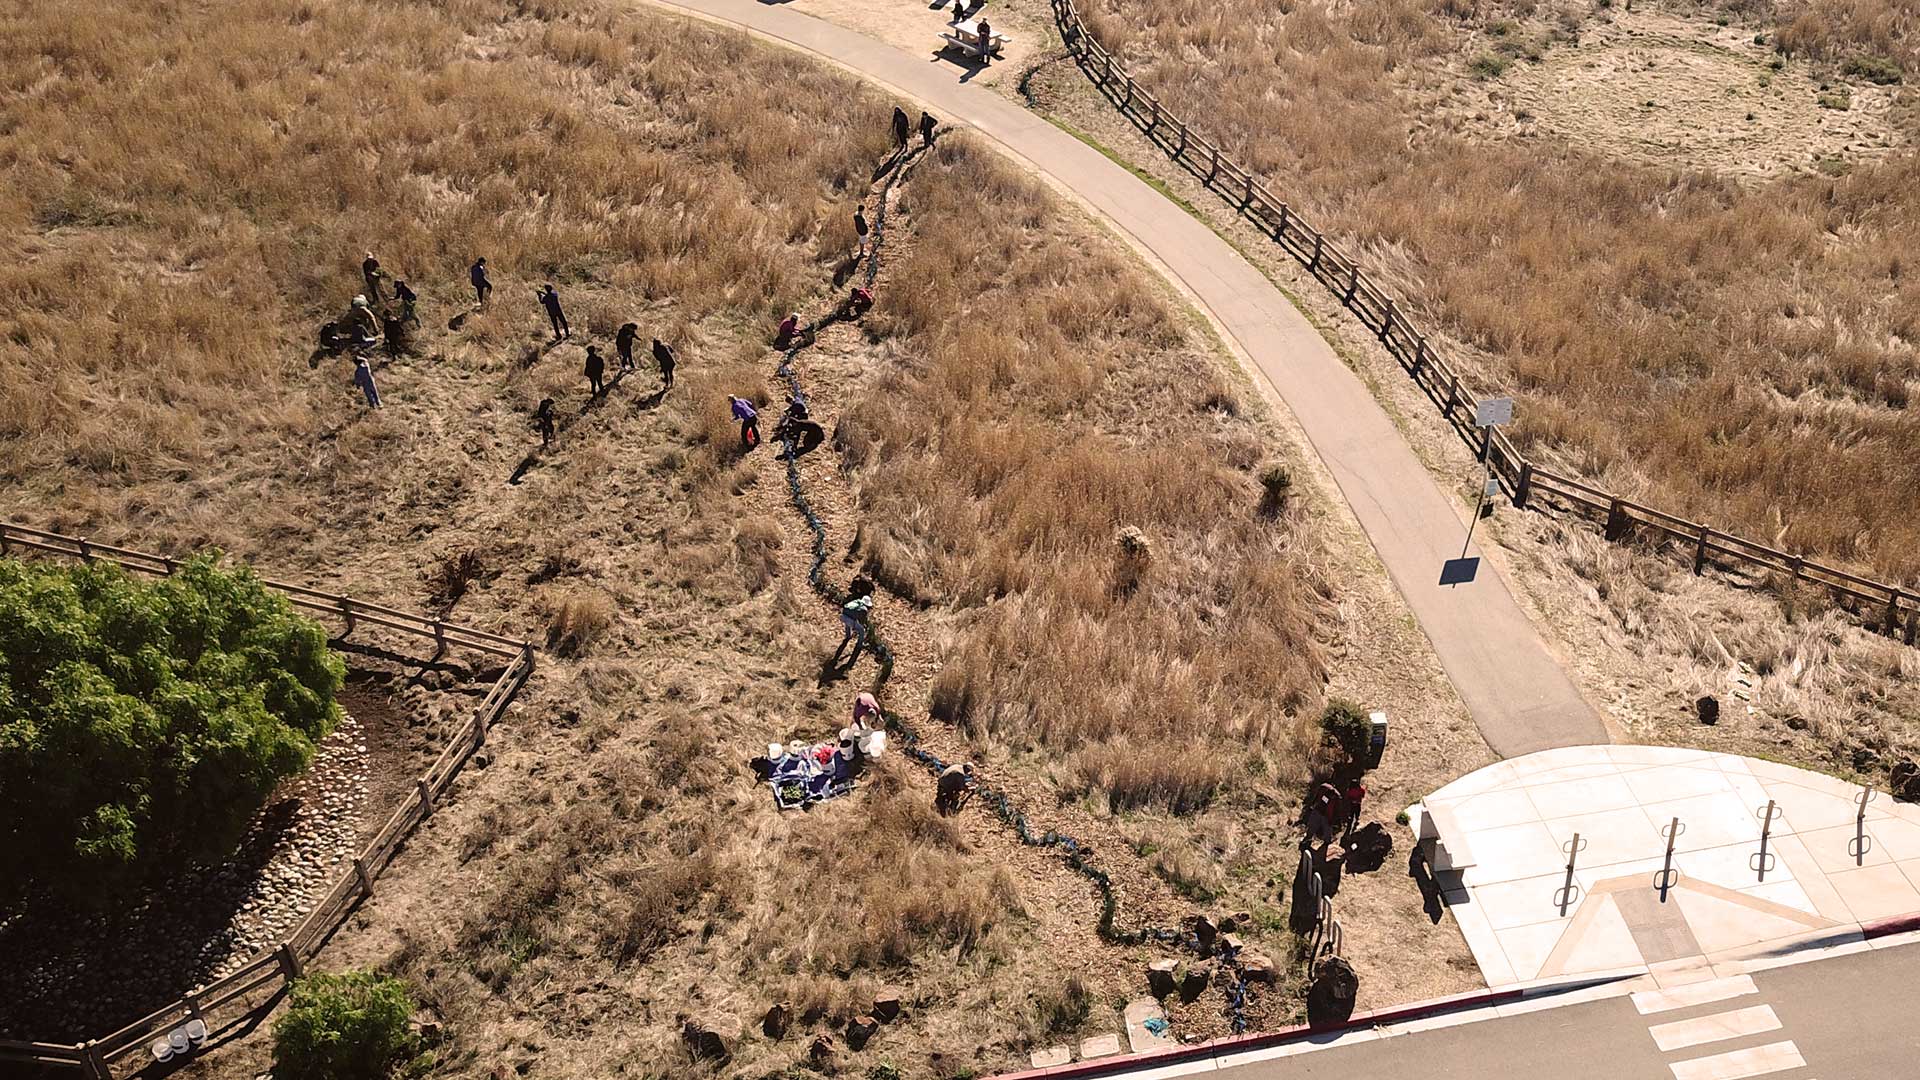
top-left (1475, 397), bottom-right (1513, 428)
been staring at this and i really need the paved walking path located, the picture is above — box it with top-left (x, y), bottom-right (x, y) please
top-left (654, 0), bottom-right (1606, 756)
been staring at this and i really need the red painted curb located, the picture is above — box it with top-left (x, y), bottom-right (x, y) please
top-left (986, 985), bottom-right (1534, 1080)
top-left (1861, 912), bottom-right (1920, 939)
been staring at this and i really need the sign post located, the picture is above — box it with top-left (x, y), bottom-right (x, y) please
top-left (1441, 397), bottom-right (1513, 587)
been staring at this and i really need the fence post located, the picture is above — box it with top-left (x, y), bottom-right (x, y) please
top-left (82, 1041), bottom-right (111, 1080)
top-left (78, 537), bottom-right (93, 562)
top-left (1277, 202), bottom-right (1291, 237)
top-left (1907, 606), bottom-right (1917, 646)
top-left (1176, 122), bottom-right (1188, 156)
top-left (1310, 234), bottom-right (1323, 271)
top-left (1445, 371), bottom-right (1461, 414)
top-left (1380, 299), bottom-right (1397, 342)
top-left (1206, 145), bottom-right (1219, 181)
top-left (275, 941), bottom-right (302, 980)
top-left (1343, 263), bottom-right (1360, 304)
top-left (1145, 100), bottom-right (1160, 133)
top-left (1412, 336), bottom-right (1428, 375)
top-left (1887, 591), bottom-right (1904, 636)
top-left (1243, 170), bottom-right (1255, 208)
top-left (416, 776), bottom-right (436, 814)
top-left (1788, 556), bottom-right (1804, 583)
top-left (1605, 499), bottom-right (1630, 542)
top-left (1514, 462), bottom-right (1533, 509)
top-left (1694, 526), bottom-right (1711, 574)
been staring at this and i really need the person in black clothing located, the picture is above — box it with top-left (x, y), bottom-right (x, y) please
top-left (652, 338), bottom-right (676, 390)
top-left (891, 106), bottom-right (910, 148)
top-left (584, 345), bottom-right (605, 396)
top-left (615, 322), bottom-right (639, 372)
top-left (854, 206), bottom-right (869, 258)
top-left (976, 17), bottom-right (993, 64)
top-left (470, 257), bottom-right (492, 308)
top-left (919, 111), bottom-right (937, 147)
top-left (361, 252), bottom-right (385, 304)
top-left (533, 397), bottom-right (556, 447)
top-left (538, 284), bottom-right (569, 340)
top-left (393, 280), bottom-right (419, 326)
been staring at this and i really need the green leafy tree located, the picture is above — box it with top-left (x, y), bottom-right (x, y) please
top-left (1319, 698), bottom-right (1372, 768)
top-left (0, 555), bottom-right (343, 901)
top-left (272, 970), bottom-right (423, 1080)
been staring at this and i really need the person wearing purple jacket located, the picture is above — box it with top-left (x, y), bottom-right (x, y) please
top-left (730, 395), bottom-right (760, 448)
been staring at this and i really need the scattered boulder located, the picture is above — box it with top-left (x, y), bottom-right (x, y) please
top-left (809, 1034), bottom-right (836, 1065)
top-left (681, 1020), bottom-right (730, 1063)
top-left (1146, 958), bottom-right (1180, 998)
top-left (1190, 914), bottom-right (1218, 948)
top-left (1220, 932), bottom-right (1245, 954)
top-left (762, 1002), bottom-right (790, 1039)
top-left (1855, 747), bottom-right (1882, 772)
top-left (873, 990), bottom-right (901, 1022)
top-left (846, 1015), bottom-right (880, 1051)
top-left (1241, 952), bottom-right (1277, 983)
top-left (1306, 958), bottom-right (1359, 1027)
top-left (1785, 715), bottom-right (1810, 731)
top-left (1179, 966), bottom-right (1210, 1003)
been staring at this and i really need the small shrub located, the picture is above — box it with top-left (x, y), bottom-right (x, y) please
top-left (423, 550), bottom-right (486, 609)
top-left (1112, 525), bottom-right (1153, 597)
top-left (1028, 973), bottom-right (1093, 1037)
top-left (1319, 699), bottom-right (1372, 767)
top-left (271, 970), bottom-right (423, 1080)
top-left (1259, 464), bottom-right (1293, 518)
top-left (542, 588), bottom-right (614, 656)
top-left (1816, 87), bottom-right (1853, 109)
top-left (1843, 55), bottom-right (1902, 85)
top-left (1469, 53), bottom-right (1509, 79)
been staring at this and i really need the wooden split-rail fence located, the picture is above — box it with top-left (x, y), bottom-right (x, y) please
top-left (1046, 0), bottom-right (1918, 644)
top-left (0, 522), bottom-right (536, 1079)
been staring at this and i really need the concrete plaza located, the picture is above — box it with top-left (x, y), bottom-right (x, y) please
top-left (1412, 745), bottom-right (1920, 987)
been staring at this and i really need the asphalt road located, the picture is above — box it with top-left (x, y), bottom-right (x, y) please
top-left (651, 0), bottom-right (1608, 757)
top-left (1215, 944), bottom-right (1920, 1079)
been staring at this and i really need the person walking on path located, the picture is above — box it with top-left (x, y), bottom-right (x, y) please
top-left (834, 575), bottom-right (875, 664)
top-left (854, 206), bottom-right (869, 259)
top-left (353, 357), bottom-right (381, 408)
top-left (936, 762), bottom-right (975, 815)
top-left (919, 111), bottom-right (937, 147)
top-left (392, 279), bottom-right (419, 327)
top-left (533, 397), bottom-right (556, 447)
top-left (361, 252), bottom-right (385, 305)
top-left (470, 257), bottom-right (492, 308)
top-left (845, 285), bottom-right (874, 318)
top-left (585, 345), bottom-right (606, 397)
top-left (616, 322), bottom-right (639, 373)
top-left (538, 284), bottom-right (569, 340)
top-left (892, 106), bottom-right (910, 149)
top-left (730, 395), bottom-right (760, 448)
top-left (652, 338), bottom-right (677, 390)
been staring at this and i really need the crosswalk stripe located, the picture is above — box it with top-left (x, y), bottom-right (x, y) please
top-left (1649, 1005), bottom-right (1782, 1052)
top-left (1631, 974), bottom-right (1758, 1015)
top-left (1668, 1040), bottom-right (1805, 1080)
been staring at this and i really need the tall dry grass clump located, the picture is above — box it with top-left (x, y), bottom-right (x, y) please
top-left (845, 139), bottom-right (1334, 810)
top-left (1079, 0), bottom-right (1920, 582)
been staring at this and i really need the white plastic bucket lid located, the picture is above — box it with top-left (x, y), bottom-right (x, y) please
top-left (151, 1039), bottom-right (174, 1062)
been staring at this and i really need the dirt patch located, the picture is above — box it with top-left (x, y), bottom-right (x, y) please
top-left (1472, 11), bottom-right (1903, 180)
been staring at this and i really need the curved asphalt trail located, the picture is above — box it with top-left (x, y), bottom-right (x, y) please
top-left (652, 0), bottom-right (1606, 757)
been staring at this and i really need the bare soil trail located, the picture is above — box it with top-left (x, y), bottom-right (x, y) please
top-left (648, 0), bottom-right (1609, 758)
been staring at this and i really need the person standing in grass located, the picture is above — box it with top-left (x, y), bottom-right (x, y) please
top-left (854, 206), bottom-right (870, 258)
top-left (470, 257), bottom-right (492, 308)
top-left (533, 397), bottom-right (555, 447)
top-left (730, 395), bottom-right (760, 448)
top-left (392, 279), bottom-right (419, 327)
top-left (538, 284), bottom-right (569, 341)
top-left (353, 357), bottom-right (381, 408)
top-left (919, 111), bottom-right (937, 147)
top-left (834, 575), bottom-right (875, 664)
top-left (892, 106), bottom-right (910, 149)
top-left (361, 252), bottom-right (385, 305)
top-left (585, 345), bottom-right (605, 397)
top-left (652, 338), bottom-right (677, 390)
top-left (616, 322), bottom-right (639, 373)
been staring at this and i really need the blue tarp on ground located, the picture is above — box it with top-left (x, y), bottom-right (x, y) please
top-left (769, 743), bottom-right (854, 809)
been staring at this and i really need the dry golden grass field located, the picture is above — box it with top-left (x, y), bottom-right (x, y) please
top-left (1074, 0), bottom-right (1920, 582)
top-left (0, 0), bottom-right (1491, 1075)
